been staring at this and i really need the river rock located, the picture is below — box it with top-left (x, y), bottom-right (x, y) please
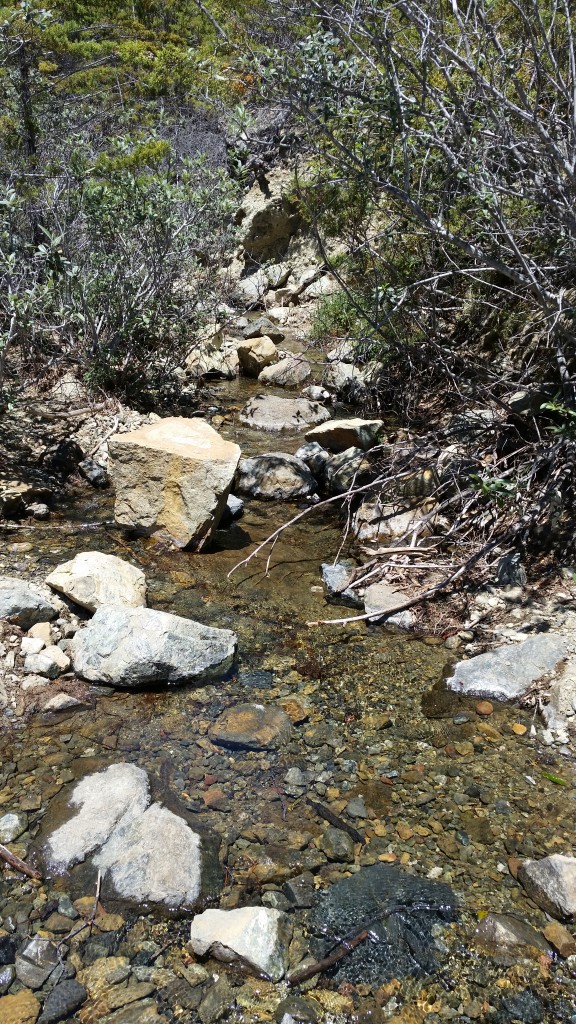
top-left (305, 418), bottom-right (383, 453)
top-left (44, 763), bottom-right (219, 909)
top-left (209, 703), bottom-right (292, 750)
top-left (0, 989), bottom-right (40, 1024)
top-left (243, 317), bottom-right (285, 342)
top-left (15, 938), bottom-right (59, 989)
top-left (189, 906), bottom-right (292, 981)
top-left (364, 583), bottom-right (415, 629)
top-left (236, 168), bottom-right (301, 263)
top-left (23, 645), bottom-right (70, 679)
top-left (446, 635), bottom-right (568, 701)
top-left (0, 578), bottom-right (58, 629)
top-left (109, 417), bottom-right (240, 548)
top-left (323, 361), bottom-right (365, 396)
top-left (235, 454), bottom-right (317, 500)
top-left (0, 812), bottom-right (27, 843)
top-left (295, 442), bottom-right (330, 481)
top-left (71, 604), bottom-right (236, 688)
top-left (518, 855), bottom-right (576, 919)
top-left (319, 827), bottom-right (355, 863)
top-left (352, 500), bottom-right (433, 545)
top-left (321, 561), bottom-right (363, 608)
top-left (324, 448), bottom-right (373, 495)
top-left (185, 340), bottom-right (239, 380)
top-left (473, 913), bottom-right (551, 953)
top-left (258, 355), bottom-right (311, 387)
top-left (46, 552), bottom-right (146, 612)
top-left (38, 980), bottom-right (87, 1024)
top-left (239, 395), bottom-right (331, 433)
top-left (237, 337), bottom-right (278, 377)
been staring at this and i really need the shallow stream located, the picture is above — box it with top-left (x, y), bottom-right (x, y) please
top-left (2, 375), bottom-right (576, 1022)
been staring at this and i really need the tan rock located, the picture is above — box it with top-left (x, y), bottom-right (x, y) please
top-left (109, 418), bottom-right (240, 549)
top-left (28, 622), bottom-right (52, 643)
top-left (0, 990), bottom-right (40, 1024)
top-left (305, 417), bottom-right (383, 453)
top-left (258, 355), bottom-right (311, 387)
top-left (237, 337), bottom-right (278, 377)
top-left (78, 956), bottom-right (131, 1000)
top-left (46, 552), bottom-right (146, 612)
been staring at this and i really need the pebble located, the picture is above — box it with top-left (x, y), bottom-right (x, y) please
top-left (475, 701), bottom-right (494, 716)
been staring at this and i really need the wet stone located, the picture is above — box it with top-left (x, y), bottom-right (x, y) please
top-left (501, 990), bottom-right (545, 1024)
top-left (274, 996), bottom-right (319, 1023)
top-left (209, 703), bottom-right (292, 750)
top-left (283, 873), bottom-right (316, 909)
top-left (0, 812), bottom-right (27, 843)
top-left (37, 979), bottom-right (87, 1024)
top-left (306, 863), bottom-right (457, 986)
top-left (0, 989), bottom-right (41, 1024)
top-left (0, 935), bottom-right (16, 966)
top-left (197, 975), bottom-right (234, 1024)
top-left (15, 937), bottom-right (60, 989)
top-left (319, 827), bottom-right (355, 863)
top-left (0, 964), bottom-right (15, 994)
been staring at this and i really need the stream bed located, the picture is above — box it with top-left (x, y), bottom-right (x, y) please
top-left (2, 379), bottom-right (576, 1023)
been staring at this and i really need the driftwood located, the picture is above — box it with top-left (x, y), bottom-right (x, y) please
top-left (287, 929), bottom-right (369, 986)
top-left (0, 842), bottom-right (42, 880)
top-left (307, 797), bottom-right (365, 845)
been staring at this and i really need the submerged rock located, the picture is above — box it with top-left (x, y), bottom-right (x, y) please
top-left (209, 703), bottom-right (292, 750)
top-left (235, 454), bottom-right (317, 501)
top-left (189, 906), bottom-right (292, 981)
top-left (0, 578), bottom-right (58, 629)
top-left (472, 913), bottom-right (552, 954)
top-left (518, 855), bottom-right (576, 919)
top-left (306, 863), bottom-right (456, 985)
top-left (109, 417), bottom-right (240, 549)
top-left (71, 604), bottom-right (237, 688)
top-left (239, 395), bottom-right (330, 433)
top-left (446, 635), bottom-right (568, 701)
top-left (44, 763), bottom-right (219, 910)
top-left (46, 552), bottom-right (146, 612)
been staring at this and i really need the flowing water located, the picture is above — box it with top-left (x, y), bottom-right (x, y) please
top-left (2, 375), bottom-right (576, 1022)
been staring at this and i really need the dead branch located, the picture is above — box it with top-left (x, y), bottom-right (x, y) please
top-left (0, 842), bottom-right (42, 880)
top-left (306, 796), bottom-right (365, 844)
top-left (288, 929), bottom-right (370, 986)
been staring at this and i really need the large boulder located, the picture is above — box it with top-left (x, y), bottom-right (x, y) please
top-left (242, 317), bottom-right (285, 342)
top-left (446, 635), bottom-right (568, 702)
top-left (185, 340), bottom-right (239, 380)
top-left (239, 395), bottom-right (331, 433)
top-left (235, 169), bottom-right (302, 263)
top-left (45, 552), bottom-right (146, 612)
top-left (305, 418), bottom-right (384, 453)
top-left (109, 417), bottom-right (240, 549)
top-left (235, 454), bottom-right (317, 501)
top-left (189, 907), bottom-right (292, 981)
top-left (258, 355), bottom-right (311, 388)
top-left (44, 763), bottom-right (219, 909)
top-left (324, 448), bottom-right (374, 495)
top-left (237, 337), bottom-right (278, 378)
top-left (0, 578), bottom-right (58, 629)
top-left (71, 604), bottom-right (237, 688)
top-left (352, 500), bottom-right (433, 545)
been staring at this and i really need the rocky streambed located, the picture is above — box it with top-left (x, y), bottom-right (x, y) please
top-left (2, 369), bottom-right (576, 1024)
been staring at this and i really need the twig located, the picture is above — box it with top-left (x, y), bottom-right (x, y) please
top-left (0, 842), bottom-right (42, 880)
top-left (287, 929), bottom-right (369, 986)
top-left (306, 797), bottom-right (365, 844)
top-left (104, 526), bottom-right (146, 565)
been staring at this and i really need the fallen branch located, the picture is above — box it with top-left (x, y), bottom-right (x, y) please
top-left (0, 842), bottom-right (42, 880)
top-left (287, 929), bottom-right (369, 986)
top-left (307, 796), bottom-right (365, 844)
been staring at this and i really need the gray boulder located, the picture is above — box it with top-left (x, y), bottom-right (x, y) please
top-left (518, 855), bottom-right (576, 919)
top-left (325, 448), bottom-right (373, 495)
top-left (46, 551), bottom-right (146, 612)
top-left (243, 317), bottom-right (285, 342)
top-left (235, 454), bottom-right (317, 501)
top-left (239, 395), bottom-right (331, 433)
top-left (305, 418), bottom-right (384, 453)
top-left (44, 763), bottom-right (218, 910)
top-left (446, 635), bottom-right (568, 701)
top-left (258, 355), bottom-right (312, 388)
top-left (0, 578), bottom-right (58, 629)
top-left (321, 562), bottom-right (363, 608)
top-left (71, 604), bottom-right (237, 688)
top-left (189, 906), bottom-right (292, 981)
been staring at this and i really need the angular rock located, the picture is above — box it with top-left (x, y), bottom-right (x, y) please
top-left (235, 269), bottom-right (269, 306)
top-left (235, 454), bottom-right (317, 501)
top-left (78, 457), bottom-right (109, 488)
top-left (321, 561), bottom-right (363, 608)
top-left (305, 418), bottom-right (383, 453)
top-left (71, 604), bottom-right (237, 688)
top-left (364, 582), bottom-right (415, 629)
top-left (46, 552), bottom-right (146, 612)
top-left (239, 395), bottom-right (330, 433)
top-left (43, 692), bottom-right (85, 712)
top-left (258, 356), bottom-right (311, 388)
top-left (189, 906), bottom-right (292, 981)
top-left (23, 645), bottom-right (70, 679)
top-left (0, 989), bottom-right (40, 1024)
top-left (44, 763), bottom-right (219, 910)
top-left (518, 855), bottom-right (576, 919)
top-left (473, 913), bottom-right (551, 954)
top-left (0, 812), bottom-right (27, 844)
top-left (0, 578), bottom-right (57, 629)
top-left (209, 703), bottom-right (292, 750)
top-left (243, 317), bottom-right (285, 342)
top-left (294, 442), bottom-right (330, 482)
top-left (15, 937), bottom-right (59, 989)
top-left (302, 385), bottom-right (331, 402)
top-left (38, 980), bottom-right (87, 1024)
top-left (237, 337), bottom-right (278, 378)
top-left (109, 417), bottom-right (240, 549)
top-left (323, 361), bottom-right (364, 395)
top-left (20, 637), bottom-right (44, 656)
top-left (324, 448), bottom-right (373, 495)
top-left (446, 635), bottom-right (568, 702)
top-left (236, 169), bottom-right (301, 263)
top-left (319, 827), bottom-right (355, 863)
